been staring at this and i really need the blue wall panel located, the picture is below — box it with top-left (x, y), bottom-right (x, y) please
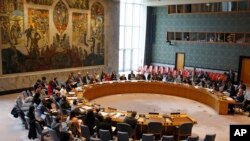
top-left (152, 7), bottom-right (250, 71)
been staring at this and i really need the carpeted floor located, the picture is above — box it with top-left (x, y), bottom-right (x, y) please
top-left (1, 92), bottom-right (250, 141)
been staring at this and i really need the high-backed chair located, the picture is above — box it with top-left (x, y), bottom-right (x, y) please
top-left (99, 129), bottom-right (113, 141)
top-left (44, 112), bottom-right (52, 127)
top-left (35, 121), bottom-right (48, 141)
top-left (117, 123), bottom-right (134, 138)
top-left (24, 116), bottom-right (31, 129)
top-left (81, 124), bottom-right (92, 140)
top-left (186, 136), bottom-right (199, 141)
top-left (18, 108), bottom-right (28, 129)
top-left (57, 102), bottom-right (68, 119)
top-left (204, 134), bottom-right (216, 141)
top-left (22, 91), bottom-right (29, 99)
top-left (16, 96), bottom-right (30, 111)
top-left (117, 131), bottom-right (132, 141)
top-left (175, 122), bottom-right (193, 141)
top-left (161, 135), bottom-right (174, 141)
top-left (26, 89), bottom-right (33, 97)
top-left (141, 134), bottom-right (155, 141)
top-left (147, 122), bottom-right (163, 138)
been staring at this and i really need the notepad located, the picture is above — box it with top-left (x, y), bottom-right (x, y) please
top-left (82, 106), bottom-right (92, 110)
top-left (67, 97), bottom-right (77, 100)
top-left (68, 92), bottom-right (75, 95)
top-left (113, 113), bottom-right (122, 118)
top-left (100, 112), bottom-right (108, 116)
top-left (80, 108), bottom-right (85, 112)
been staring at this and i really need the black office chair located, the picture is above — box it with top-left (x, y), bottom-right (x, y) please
top-left (35, 121), bottom-right (48, 141)
top-left (147, 122), bottom-right (163, 139)
top-left (81, 124), bottom-right (93, 141)
top-left (117, 123), bottom-right (134, 138)
top-left (186, 135), bottom-right (199, 141)
top-left (141, 134), bottom-right (155, 141)
top-left (117, 131), bottom-right (133, 141)
top-left (99, 129), bottom-right (113, 141)
top-left (204, 134), bottom-right (216, 141)
top-left (161, 135), bottom-right (174, 141)
top-left (175, 122), bottom-right (193, 141)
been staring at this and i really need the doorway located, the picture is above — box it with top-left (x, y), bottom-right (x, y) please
top-left (175, 53), bottom-right (185, 70)
top-left (238, 56), bottom-right (250, 85)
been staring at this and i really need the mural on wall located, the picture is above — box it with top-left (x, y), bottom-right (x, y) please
top-left (66, 0), bottom-right (89, 10)
top-left (26, 0), bottom-right (54, 5)
top-left (72, 13), bottom-right (88, 46)
top-left (0, 0), bottom-right (24, 46)
top-left (85, 1), bottom-right (105, 66)
top-left (0, 0), bottom-right (26, 74)
top-left (1, 0), bottom-right (106, 74)
top-left (53, 0), bottom-right (68, 34)
top-left (27, 8), bottom-right (49, 58)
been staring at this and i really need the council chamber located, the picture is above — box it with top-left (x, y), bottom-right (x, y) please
top-left (1, 0), bottom-right (250, 141)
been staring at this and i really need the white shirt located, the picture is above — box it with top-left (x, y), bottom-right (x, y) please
top-left (244, 92), bottom-right (250, 100)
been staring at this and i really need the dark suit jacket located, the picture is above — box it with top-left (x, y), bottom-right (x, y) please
top-left (128, 74), bottom-right (135, 80)
top-left (236, 94), bottom-right (244, 103)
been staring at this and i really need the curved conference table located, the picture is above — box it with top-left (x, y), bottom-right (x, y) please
top-left (80, 81), bottom-right (235, 115)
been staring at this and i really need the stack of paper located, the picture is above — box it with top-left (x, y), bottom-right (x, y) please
top-left (82, 106), bottom-right (92, 110)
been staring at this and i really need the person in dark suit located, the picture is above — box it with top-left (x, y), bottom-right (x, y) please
top-left (27, 106), bottom-right (37, 140)
top-left (123, 111), bottom-right (137, 129)
top-left (119, 74), bottom-right (127, 80)
top-left (235, 88), bottom-right (244, 103)
top-left (84, 109), bottom-right (96, 135)
top-left (95, 108), bottom-right (104, 122)
top-left (128, 71), bottom-right (136, 80)
top-left (32, 86), bottom-right (42, 106)
top-left (82, 72), bottom-right (91, 84)
top-left (59, 95), bottom-right (71, 110)
top-left (111, 71), bottom-right (117, 80)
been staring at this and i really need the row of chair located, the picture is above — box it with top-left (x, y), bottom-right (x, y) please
top-left (138, 65), bottom-right (227, 81)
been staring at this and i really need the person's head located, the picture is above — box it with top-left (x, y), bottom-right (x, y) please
top-left (70, 110), bottom-right (76, 120)
top-left (37, 79), bottom-right (42, 83)
top-left (73, 100), bottom-right (78, 105)
top-left (62, 95), bottom-right (67, 101)
top-left (86, 109), bottom-right (94, 118)
top-left (42, 76), bottom-right (46, 81)
top-left (241, 84), bottom-right (246, 91)
top-left (131, 111), bottom-right (137, 118)
top-left (95, 107), bottom-right (101, 113)
top-left (36, 85), bottom-right (42, 93)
